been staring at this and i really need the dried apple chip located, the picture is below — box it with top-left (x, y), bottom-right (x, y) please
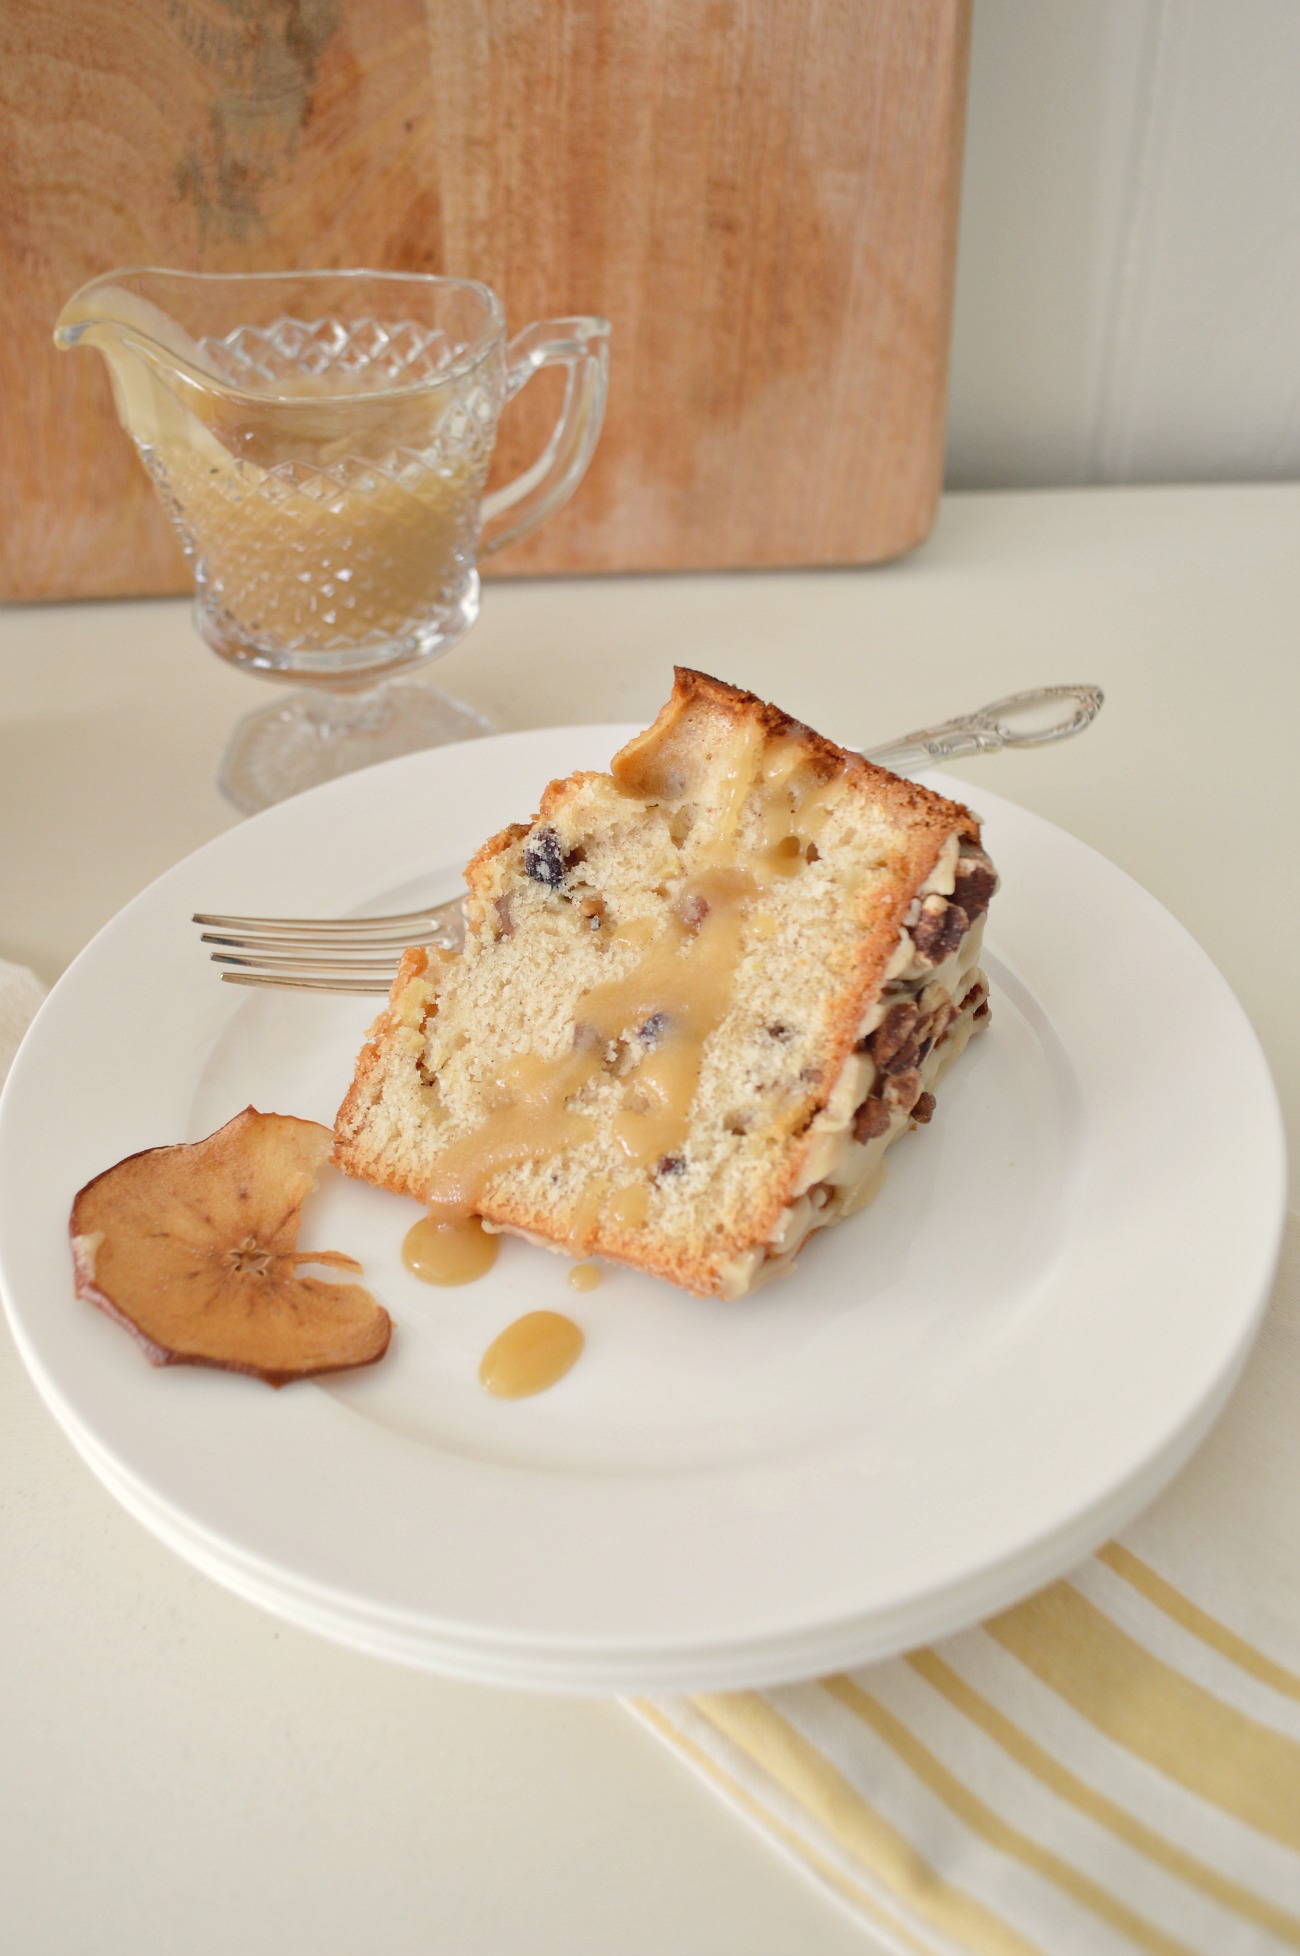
top-left (70, 1107), bottom-right (391, 1385)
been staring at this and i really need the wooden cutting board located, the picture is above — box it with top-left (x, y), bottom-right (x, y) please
top-left (0, 0), bottom-right (970, 601)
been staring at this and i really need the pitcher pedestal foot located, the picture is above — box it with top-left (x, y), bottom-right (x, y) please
top-left (218, 677), bottom-right (492, 815)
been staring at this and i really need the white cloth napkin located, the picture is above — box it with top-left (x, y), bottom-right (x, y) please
top-left (631, 1215), bottom-right (1300, 1956)
top-left (0, 958), bottom-right (46, 1086)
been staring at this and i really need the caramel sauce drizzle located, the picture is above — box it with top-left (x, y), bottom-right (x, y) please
top-left (567, 1177), bottom-right (610, 1254)
top-left (422, 1046), bottom-right (606, 1218)
top-left (419, 866), bottom-right (759, 1220)
top-left (599, 866), bottom-right (757, 1170)
top-left (420, 739), bottom-right (844, 1241)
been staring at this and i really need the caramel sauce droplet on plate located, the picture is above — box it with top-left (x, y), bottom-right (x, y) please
top-left (402, 1213), bottom-right (499, 1285)
top-left (567, 1263), bottom-right (602, 1292)
top-left (479, 1311), bottom-right (585, 1399)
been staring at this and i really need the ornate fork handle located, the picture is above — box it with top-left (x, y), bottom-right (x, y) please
top-left (861, 684), bottom-right (1104, 776)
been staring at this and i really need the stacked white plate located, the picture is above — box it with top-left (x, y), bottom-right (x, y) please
top-left (0, 729), bottom-right (1285, 1692)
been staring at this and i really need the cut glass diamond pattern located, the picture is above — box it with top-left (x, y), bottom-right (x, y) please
top-left (139, 313), bottom-right (501, 657)
top-left (201, 316), bottom-right (467, 392)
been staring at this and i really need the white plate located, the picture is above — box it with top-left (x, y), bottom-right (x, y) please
top-left (0, 730), bottom-right (1286, 1692)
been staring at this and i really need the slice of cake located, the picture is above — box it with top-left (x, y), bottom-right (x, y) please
top-left (333, 670), bottom-right (997, 1298)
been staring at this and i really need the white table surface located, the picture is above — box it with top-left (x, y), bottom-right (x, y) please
top-left (2, 485), bottom-right (1297, 1956)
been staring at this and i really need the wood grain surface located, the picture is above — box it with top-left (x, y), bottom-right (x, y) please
top-left (0, 0), bottom-right (970, 601)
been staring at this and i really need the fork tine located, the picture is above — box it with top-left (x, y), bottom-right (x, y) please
top-left (211, 951), bottom-right (407, 972)
top-left (196, 899), bottom-right (462, 993)
top-left (193, 908), bottom-right (449, 931)
top-left (200, 928), bottom-right (438, 951)
top-left (220, 972), bottom-right (393, 993)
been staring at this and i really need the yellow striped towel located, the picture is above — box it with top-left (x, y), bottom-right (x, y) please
top-left (630, 1213), bottom-right (1300, 1956)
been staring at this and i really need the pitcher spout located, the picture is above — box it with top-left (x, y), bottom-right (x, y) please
top-left (54, 270), bottom-right (222, 385)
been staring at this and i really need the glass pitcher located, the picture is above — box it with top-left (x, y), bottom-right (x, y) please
top-left (56, 268), bottom-right (610, 811)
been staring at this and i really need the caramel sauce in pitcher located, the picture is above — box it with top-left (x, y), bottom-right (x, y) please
top-left (163, 405), bottom-right (483, 654)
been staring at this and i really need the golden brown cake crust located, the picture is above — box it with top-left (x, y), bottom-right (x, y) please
top-left (612, 668), bottom-right (980, 834)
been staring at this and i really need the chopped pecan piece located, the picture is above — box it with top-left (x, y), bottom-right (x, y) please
top-left (911, 1091), bottom-right (937, 1124)
top-left (953, 851), bottom-right (998, 920)
top-left (912, 998), bottom-right (953, 1060)
top-left (882, 1066), bottom-right (922, 1113)
top-left (881, 1037), bottom-right (922, 1078)
top-left (852, 1096), bottom-right (891, 1143)
top-left (910, 985), bottom-right (954, 1061)
top-left (869, 1000), bottom-right (919, 1067)
top-left (959, 976), bottom-right (991, 1021)
top-left (912, 896), bottom-right (969, 965)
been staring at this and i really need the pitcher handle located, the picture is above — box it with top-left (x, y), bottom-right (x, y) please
top-left (478, 315), bottom-right (611, 555)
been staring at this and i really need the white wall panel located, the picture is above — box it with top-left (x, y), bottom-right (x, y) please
top-left (946, 0), bottom-right (1300, 487)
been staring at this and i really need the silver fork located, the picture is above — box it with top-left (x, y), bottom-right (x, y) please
top-left (196, 683), bottom-right (1103, 992)
top-left (194, 908), bottom-right (461, 992)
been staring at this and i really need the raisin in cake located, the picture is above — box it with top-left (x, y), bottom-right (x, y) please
top-left (333, 669), bottom-right (997, 1297)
